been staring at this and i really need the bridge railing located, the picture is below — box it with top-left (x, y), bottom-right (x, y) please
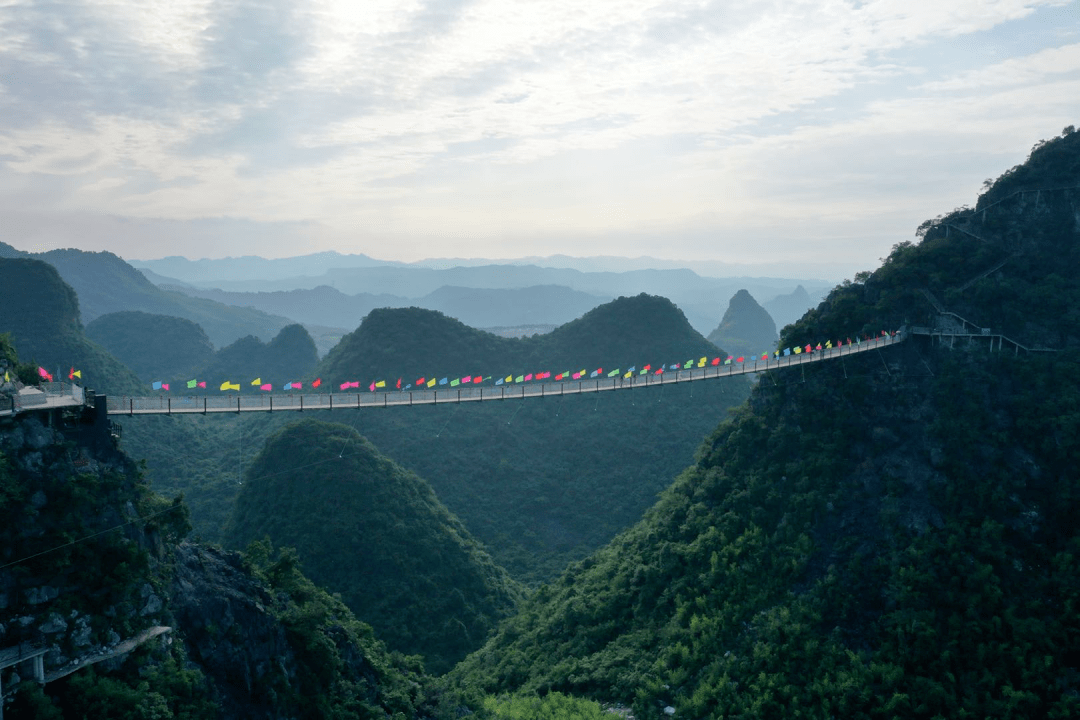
top-left (104, 332), bottom-right (904, 415)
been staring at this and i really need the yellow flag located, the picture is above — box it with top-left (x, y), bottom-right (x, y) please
top-left (826, 340), bottom-right (833, 348)
top-left (375, 380), bottom-right (386, 388)
top-left (251, 378), bottom-right (261, 386)
top-left (3, 370), bottom-right (8, 382)
top-left (505, 375), bottom-right (513, 383)
top-left (72, 369), bottom-right (82, 379)
top-left (220, 381), bottom-right (240, 392)
top-left (697, 359), bottom-right (705, 368)
top-left (427, 378), bottom-right (436, 388)
top-left (624, 371), bottom-right (632, 378)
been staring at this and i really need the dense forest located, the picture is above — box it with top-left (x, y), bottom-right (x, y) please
top-left (451, 127), bottom-right (1080, 717)
top-left (225, 418), bottom-right (522, 674)
top-left (124, 295), bottom-right (754, 584)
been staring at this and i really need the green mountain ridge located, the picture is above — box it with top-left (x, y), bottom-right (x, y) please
top-left (451, 127), bottom-right (1080, 717)
top-left (85, 311), bottom-right (215, 383)
top-left (0, 258), bottom-right (144, 396)
top-left (225, 418), bottom-right (522, 674)
top-left (0, 242), bottom-right (294, 349)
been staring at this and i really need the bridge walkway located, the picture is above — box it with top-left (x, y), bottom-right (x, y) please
top-left (103, 332), bottom-right (905, 417)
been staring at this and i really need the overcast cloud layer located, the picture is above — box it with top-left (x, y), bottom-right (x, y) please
top-left (1, 0), bottom-right (1076, 275)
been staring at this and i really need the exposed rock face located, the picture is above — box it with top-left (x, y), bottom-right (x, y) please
top-left (707, 289), bottom-right (779, 359)
top-left (170, 542), bottom-right (296, 719)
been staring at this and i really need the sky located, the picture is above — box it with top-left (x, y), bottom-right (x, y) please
top-left (0, 0), bottom-right (1077, 277)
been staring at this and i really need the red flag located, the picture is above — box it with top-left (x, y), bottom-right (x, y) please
top-left (417, 377), bottom-right (425, 386)
top-left (711, 357), bottom-right (720, 366)
top-left (396, 378), bottom-right (402, 389)
top-left (816, 344), bottom-right (822, 350)
top-left (805, 344), bottom-right (812, 353)
top-left (655, 368), bottom-right (663, 375)
top-left (643, 364), bottom-right (651, 371)
top-left (736, 356), bottom-right (744, 363)
top-left (313, 378), bottom-right (322, 388)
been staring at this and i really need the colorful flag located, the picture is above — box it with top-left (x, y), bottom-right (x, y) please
top-left (628, 366), bottom-right (636, 374)
top-left (825, 340), bottom-right (832, 348)
top-left (450, 378), bottom-right (460, 387)
top-left (68, 368), bottom-right (81, 380)
top-left (496, 377), bottom-right (504, 386)
top-left (816, 343), bottom-right (822, 350)
top-left (369, 382), bottom-right (376, 392)
top-left (396, 378), bottom-right (402, 389)
top-left (737, 356), bottom-right (744, 363)
top-left (624, 371), bottom-right (632, 379)
top-left (504, 375), bottom-right (512, 383)
top-left (313, 378), bottom-right (322, 388)
top-left (152, 381), bottom-right (162, 390)
top-left (417, 377), bottom-right (426, 386)
top-left (589, 369), bottom-right (596, 377)
top-left (805, 344), bottom-right (812, 353)
top-left (572, 372), bottom-right (581, 380)
top-left (589, 370), bottom-right (599, 378)
top-left (462, 376), bottom-right (472, 384)
top-left (38, 367), bottom-right (53, 381)
top-left (762, 353), bottom-right (768, 360)
top-left (555, 373), bottom-right (564, 380)
top-left (439, 378), bottom-right (448, 385)
top-left (655, 368), bottom-right (663, 375)
top-left (515, 375), bottom-right (524, 383)
top-left (220, 381), bottom-right (240, 392)
top-left (3, 370), bottom-right (8, 382)
top-left (607, 369), bottom-right (619, 377)
top-left (260, 383), bottom-right (272, 391)
top-left (187, 379), bottom-right (197, 389)
top-left (724, 358), bottom-right (732, 365)
top-left (427, 378), bottom-right (437, 388)
top-left (643, 364), bottom-right (651, 372)
top-left (375, 380), bottom-right (386, 388)
top-left (794, 346), bottom-right (802, 354)
top-left (784, 348), bottom-right (791, 356)
top-left (524, 373), bottom-right (533, 381)
top-left (711, 358), bottom-right (720, 366)
top-left (249, 378), bottom-right (260, 386)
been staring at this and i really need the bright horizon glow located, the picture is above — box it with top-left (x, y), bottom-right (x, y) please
top-left (1, 0), bottom-right (1076, 274)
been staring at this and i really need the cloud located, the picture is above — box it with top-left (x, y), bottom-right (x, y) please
top-left (0, 0), bottom-right (1074, 266)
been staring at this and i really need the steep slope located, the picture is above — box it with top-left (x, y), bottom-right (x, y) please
top-left (453, 128), bottom-right (1080, 717)
top-left (706, 289), bottom-right (779, 358)
top-left (224, 419), bottom-right (522, 674)
top-left (0, 258), bottom-right (143, 395)
top-left (0, 344), bottom-right (462, 719)
top-left (85, 311), bottom-right (215, 382)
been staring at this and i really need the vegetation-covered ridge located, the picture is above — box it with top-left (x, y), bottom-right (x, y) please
top-left (451, 127), bottom-right (1080, 718)
top-left (225, 418), bottom-right (523, 674)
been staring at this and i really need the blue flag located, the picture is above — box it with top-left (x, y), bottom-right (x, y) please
top-left (439, 377), bottom-right (448, 385)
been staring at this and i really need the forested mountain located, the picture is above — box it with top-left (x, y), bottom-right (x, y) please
top-left (706, 289), bottom-right (779, 359)
top-left (0, 258), bottom-right (143, 395)
top-left (193, 323), bottom-right (319, 388)
top-left (0, 341), bottom-right (455, 719)
top-left (85, 311), bottom-right (215, 383)
top-left (225, 419), bottom-right (522, 674)
top-left (452, 127), bottom-right (1080, 717)
top-left (119, 294), bottom-right (753, 584)
top-left (0, 242), bottom-right (293, 348)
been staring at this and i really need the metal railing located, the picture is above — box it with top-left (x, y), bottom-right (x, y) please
top-left (104, 333), bottom-right (905, 416)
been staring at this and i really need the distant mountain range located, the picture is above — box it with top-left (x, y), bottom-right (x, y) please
top-left (136, 256), bottom-right (830, 336)
top-left (131, 251), bottom-right (854, 282)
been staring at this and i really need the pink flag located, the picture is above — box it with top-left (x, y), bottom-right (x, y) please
top-left (369, 382), bottom-right (376, 392)
top-left (572, 372), bottom-right (581, 379)
top-left (524, 373), bottom-right (533, 381)
top-left (462, 376), bottom-right (472, 384)
top-left (162, 383), bottom-right (170, 391)
top-left (198, 381), bottom-right (206, 388)
top-left (260, 383), bottom-right (272, 391)
top-left (340, 381), bottom-right (360, 391)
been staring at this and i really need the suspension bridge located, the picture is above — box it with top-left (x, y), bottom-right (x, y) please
top-left (1, 332), bottom-right (907, 419)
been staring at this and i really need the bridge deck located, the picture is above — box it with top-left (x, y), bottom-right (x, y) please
top-left (102, 333), bottom-right (903, 416)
